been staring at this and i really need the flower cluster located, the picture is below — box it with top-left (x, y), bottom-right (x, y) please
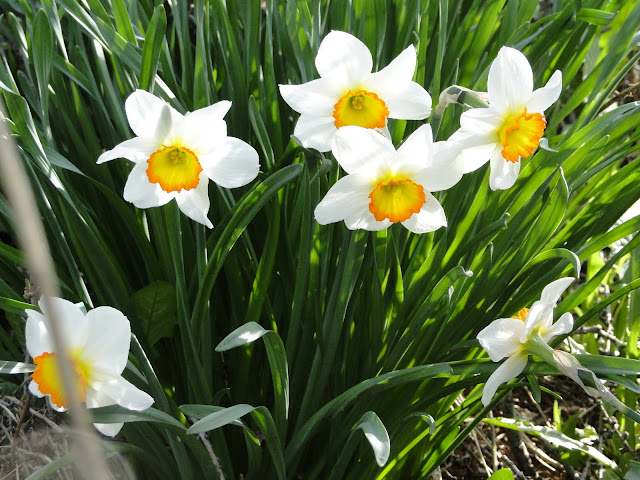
top-left (20, 29), bottom-right (616, 439)
top-left (279, 33), bottom-right (561, 232)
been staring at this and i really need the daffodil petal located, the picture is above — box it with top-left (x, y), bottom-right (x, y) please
top-left (175, 174), bottom-right (213, 229)
top-left (181, 102), bottom-right (229, 154)
top-left (86, 387), bottom-right (122, 436)
top-left (201, 137), bottom-right (259, 189)
top-left (527, 70), bottom-right (562, 113)
top-left (412, 142), bottom-right (463, 192)
top-left (83, 307), bottom-right (131, 376)
top-left (488, 47), bottom-right (534, 111)
top-left (482, 353), bottom-right (527, 406)
top-left (543, 312), bottom-right (574, 343)
top-left (86, 386), bottom-right (117, 409)
top-left (459, 107), bottom-right (502, 134)
top-left (48, 399), bottom-right (68, 412)
top-left (477, 317), bottom-right (525, 362)
top-left (401, 192), bottom-right (447, 234)
top-left (92, 376), bottom-right (154, 411)
top-left (292, 114), bottom-right (337, 153)
top-left (540, 277), bottom-right (574, 304)
top-left (180, 119), bottom-right (227, 156)
top-left (331, 126), bottom-right (395, 176)
top-left (521, 302), bottom-right (553, 342)
top-left (187, 100), bottom-right (231, 123)
top-left (39, 298), bottom-right (88, 352)
top-left (29, 379), bottom-right (45, 398)
top-left (25, 310), bottom-right (53, 358)
top-left (449, 130), bottom-right (495, 174)
top-left (97, 137), bottom-right (160, 164)
top-left (384, 82), bottom-right (432, 120)
top-left (314, 174), bottom-right (372, 225)
top-left (488, 145), bottom-right (520, 190)
top-left (94, 422), bottom-right (124, 437)
top-left (279, 79), bottom-right (342, 116)
top-left (365, 45), bottom-right (417, 96)
top-left (345, 212), bottom-right (391, 231)
top-left (123, 162), bottom-right (176, 209)
top-left (396, 124), bottom-right (434, 171)
top-left (315, 31), bottom-right (372, 84)
top-left (125, 90), bottom-right (182, 139)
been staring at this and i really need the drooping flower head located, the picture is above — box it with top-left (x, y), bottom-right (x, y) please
top-left (98, 90), bottom-right (260, 228)
top-left (452, 47), bottom-right (562, 190)
top-left (314, 125), bottom-right (462, 233)
top-left (476, 277), bottom-right (574, 405)
top-left (279, 31), bottom-right (432, 153)
top-left (26, 297), bottom-right (154, 436)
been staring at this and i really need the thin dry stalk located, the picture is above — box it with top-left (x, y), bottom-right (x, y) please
top-left (0, 104), bottom-right (111, 479)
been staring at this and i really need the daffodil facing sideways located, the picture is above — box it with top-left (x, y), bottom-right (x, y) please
top-left (98, 90), bottom-right (260, 228)
top-left (26, 297), bottom-right (154, 436)
top-left (279, 31), bottom-right (432, 153)
top-left (476, 277), bottom-right (574, 406)
top-left (314, 125), bottom-right (462, 233)
top-left (451, 47), bottom-right (562, 190)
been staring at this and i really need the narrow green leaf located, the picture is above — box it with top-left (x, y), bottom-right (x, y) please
top-left (250, 407), bottom-right (286, 480)
top-left (0, 361), bottom-right (35, 374)
top-left (43, 145), bottom-right (85, 176)
top-left (187, 404), bottom-right (255, 434)
top-left (139, 5), bottom-right (167, 91)
top-left (248, 95), bottom-right (275, 169)
top-left (215, 322), bottom-right (269, 352)
top-left (111, 0), bottom-right (137, 43)
top-left (215, 323), bottom-right (290, 440)
top-left (89, 405), bottom-right (186, 431)
top-left (0, 298), bottom-right (38, 315)
top-left (25, 455), bottom-right (73, 480)
top-left (286, 363), bottom-right (452, 467)
top-left (576, 8), bottom-right (616, 26)
top-left (192, 164), bottom-right (302, 330)
top-left (32, 9), bottom-right (53, 120)
top-left (355, 411), bottom-right (390, 467)
top-left (180, 404), bottom-right (243, 427)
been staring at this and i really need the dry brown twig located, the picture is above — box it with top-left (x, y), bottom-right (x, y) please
top-left (0, 102), bottom-right (112, 479)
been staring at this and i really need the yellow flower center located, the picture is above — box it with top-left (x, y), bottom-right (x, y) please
top-left (146, 145), bottom-right (202, 192)
top-left (32, 351), bottom-right (92, 408)
top-left (498, 108), bottom-right (546, 163)
top-left (512, 308), bottom-right (530, 322)
top-left (333, 89), bottom-right (389, 129)
top-left (368, 177), bottom-right (426, 223)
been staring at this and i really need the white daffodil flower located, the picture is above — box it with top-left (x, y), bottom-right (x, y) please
top-left (279, 30), bottom-right (432, 153)
top-left (314, 125), bottom-right (462, 233)
top-left (451, 47), bottom-right (562, 190)
top-left (26, 297), bottom-right (154, 436)
top-left (98, 90), bottom-right (260, 228)
top-left (477, 277), bottom-right (574, 405)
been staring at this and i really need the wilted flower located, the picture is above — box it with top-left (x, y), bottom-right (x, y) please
top-left (477, 277), bottom-right (574, 405)
top-left (98, 90), bottom-right (260, 228)
top-left (279, 31), bottom-right (432, 152)
top-left (26, 297), bottom-right (154, 436)
top-left (452, 47), bottom-right (562, 190)
top-left (314, 125), bottom-right (462, 233)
